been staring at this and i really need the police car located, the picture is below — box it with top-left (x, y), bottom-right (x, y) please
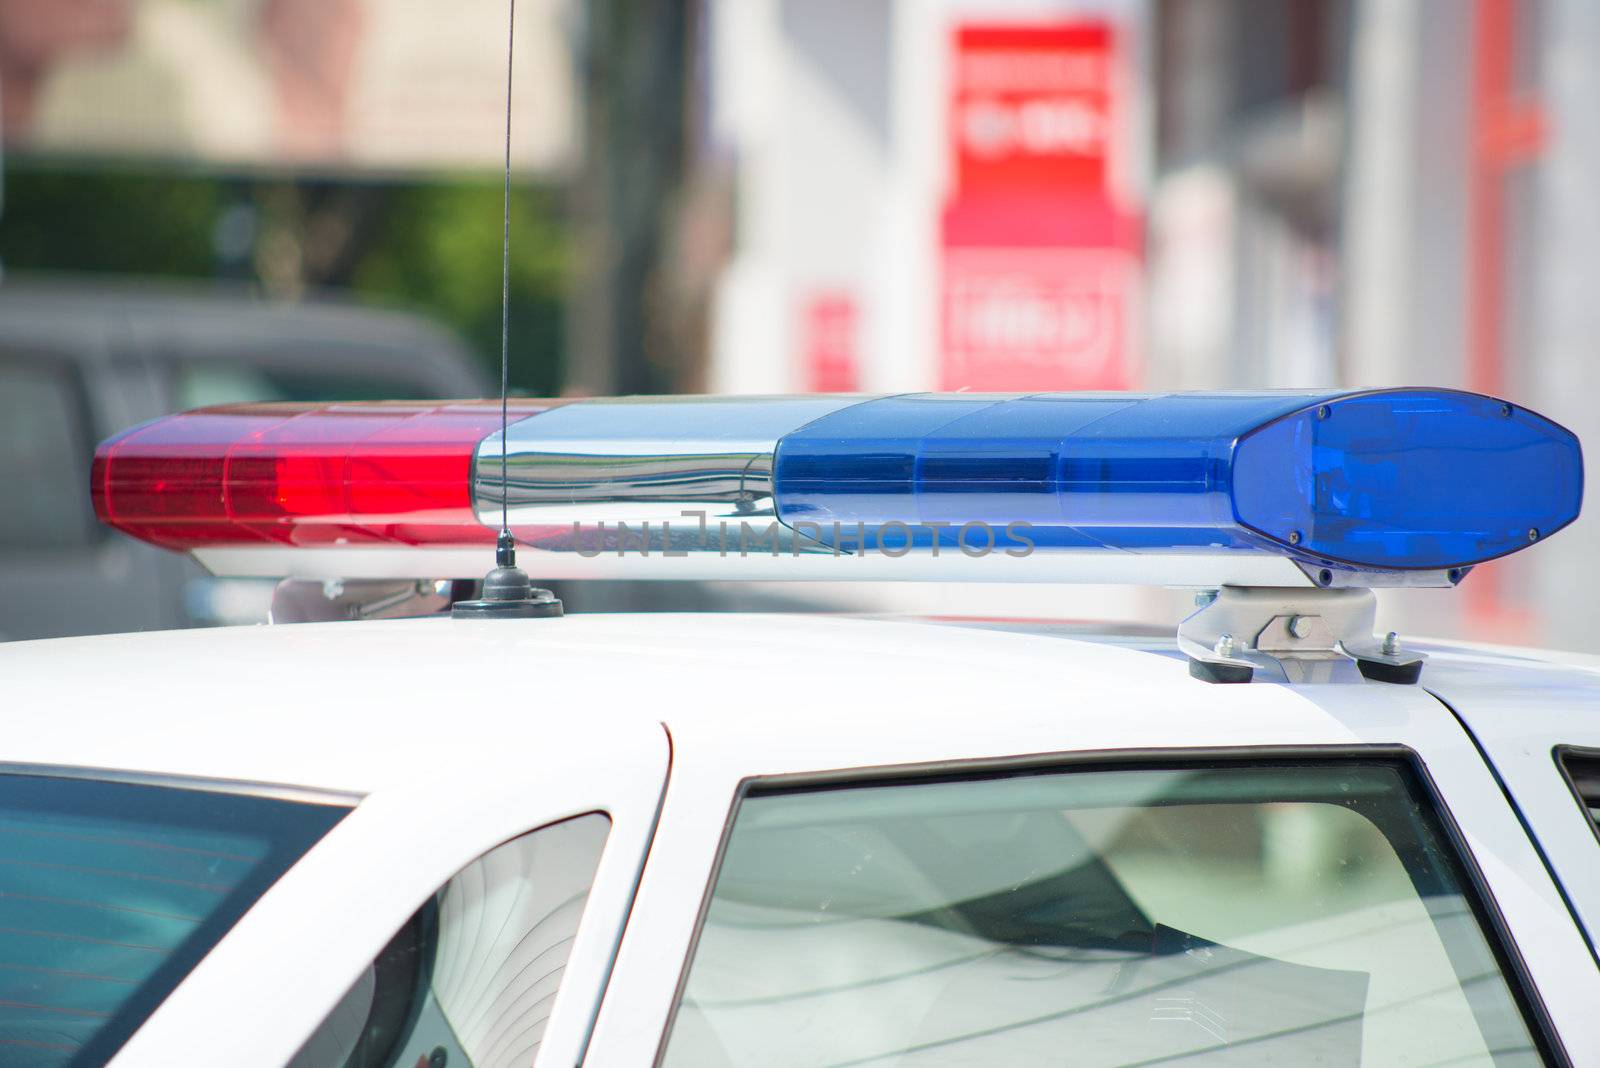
top-left (3, 388), bottom-right (1598, 1067)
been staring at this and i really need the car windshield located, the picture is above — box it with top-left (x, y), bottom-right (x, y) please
top-left (0, 772), bottom-right (347, 1067)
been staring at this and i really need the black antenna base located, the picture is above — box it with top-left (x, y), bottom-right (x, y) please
top-left (452, 532), bottom-right (563, 620)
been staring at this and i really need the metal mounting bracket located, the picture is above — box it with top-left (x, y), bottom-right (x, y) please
top-left (1177, 585), bottom-right (1425, 685)
top-left (270, 579), bottom-right (465, 624)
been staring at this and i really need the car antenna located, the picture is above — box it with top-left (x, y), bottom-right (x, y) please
top-left (454, 0), bottom-right (562, 620)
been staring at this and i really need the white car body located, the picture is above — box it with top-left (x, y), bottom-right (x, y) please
top-left (4, 612), bottom-right (1600, 1066)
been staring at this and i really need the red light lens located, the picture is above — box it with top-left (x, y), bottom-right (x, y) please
top-left (93, 401), bottom-right (549, 550)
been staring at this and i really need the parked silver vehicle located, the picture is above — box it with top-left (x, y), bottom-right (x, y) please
top-left (0, 279), bottom-right (488, 641)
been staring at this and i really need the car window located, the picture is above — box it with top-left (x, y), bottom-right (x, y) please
top-left (174, 362), bottom-right (440, 407)
top-left (0, 356), bottom-right (96, 550)
top-left (291, 812), bottom-right (610, 1068)
top-left (0, 772), bottom-right (347, 1066)
top-left (663, 761), bottom-right (1545, 1067)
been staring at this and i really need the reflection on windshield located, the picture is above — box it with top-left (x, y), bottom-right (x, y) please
top-left (666, 764), bottom-right (1539, 1067)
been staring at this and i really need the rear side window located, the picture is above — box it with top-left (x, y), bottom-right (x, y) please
top-left (291, 812), bottom-right (610, 1068)
top-left (0, 357), bottom-right (96, 550)
top-left (664, 761), bottom-right (1546, 1067)
top-left (0, 772), bottom-right (347, 1066)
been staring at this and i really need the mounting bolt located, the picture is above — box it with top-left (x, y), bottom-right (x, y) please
top-left (1382, 631), bottom-right (1400, 656)
top-left (1288, 530), bottom-right (1303, 545)
top-left (1287, 615), bottom-right (1313, 639)
top-left (1500, 403), bottom-right (1513, 417)
top-left (1316, 405), bottom-right (1331, 421)
top-left (1528, 527), bottom-right (1540, 542)
top-left (1214, 634), bottom-right (1237, 658)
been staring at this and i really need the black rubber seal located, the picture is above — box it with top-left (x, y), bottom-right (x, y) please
top-left (1357, 657), bottom-right (1424, 685)
top-left (1188, 658), bottom-right (1254, 684)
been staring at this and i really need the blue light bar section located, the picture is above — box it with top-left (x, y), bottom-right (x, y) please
top-left (772, 389), bottom-right (1583, 571)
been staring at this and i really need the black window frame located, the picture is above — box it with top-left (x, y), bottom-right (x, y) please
top-left (1554, 745), bottom-right (1600, 844)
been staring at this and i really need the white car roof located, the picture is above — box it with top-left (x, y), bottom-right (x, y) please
top-left (3, 613), bottom-right (1596, 797)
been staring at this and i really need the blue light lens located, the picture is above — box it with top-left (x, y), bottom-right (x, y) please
top-left (773, 389), bottom-right (1582, 570)
top-left (1232, 390), bottom-right (1582, 569)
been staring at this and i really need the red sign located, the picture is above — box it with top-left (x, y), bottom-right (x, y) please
top-left (951, 23), bottom-right (1116, 196)
top-left (942, 248), bottom-right (1135, 391)
top-left (801, 292), bottom-right (859, 393)
top-left (940, 196), bottom-right (1138, 391)
top-left (939, 21), bottom-right (1139, 392)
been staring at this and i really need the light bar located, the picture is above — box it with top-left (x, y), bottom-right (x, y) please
top-left (91, 389), bottom-right (1582, 587)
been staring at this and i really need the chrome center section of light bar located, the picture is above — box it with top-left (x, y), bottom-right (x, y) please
top-left (473, 395), bottom-right (868, 554)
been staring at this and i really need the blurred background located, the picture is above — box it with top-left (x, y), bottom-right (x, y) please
top-left (1, 0), bottom-right (1595, 649)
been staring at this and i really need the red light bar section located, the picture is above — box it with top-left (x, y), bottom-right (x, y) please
top-left (92, 401), bottom-right (550, 550)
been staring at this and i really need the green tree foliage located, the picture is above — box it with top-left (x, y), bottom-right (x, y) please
top-left (0, 167), bottom-right (223, 278)
top-left (352, 181), bottom-right (567, 395)
top-left (0, 166), bottom-right (568, 393)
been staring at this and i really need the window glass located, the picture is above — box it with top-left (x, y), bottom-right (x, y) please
top-left (0, 358), bottom-right (95, 549)
top-left (665, 763), bottom-right (1543, 1067)
top-left (292, 812), bottom-right (610, 1068)
top-left (0, 773), bottom-right (347, 1066)
top-left (174, 362), bottom-right (437, 408)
